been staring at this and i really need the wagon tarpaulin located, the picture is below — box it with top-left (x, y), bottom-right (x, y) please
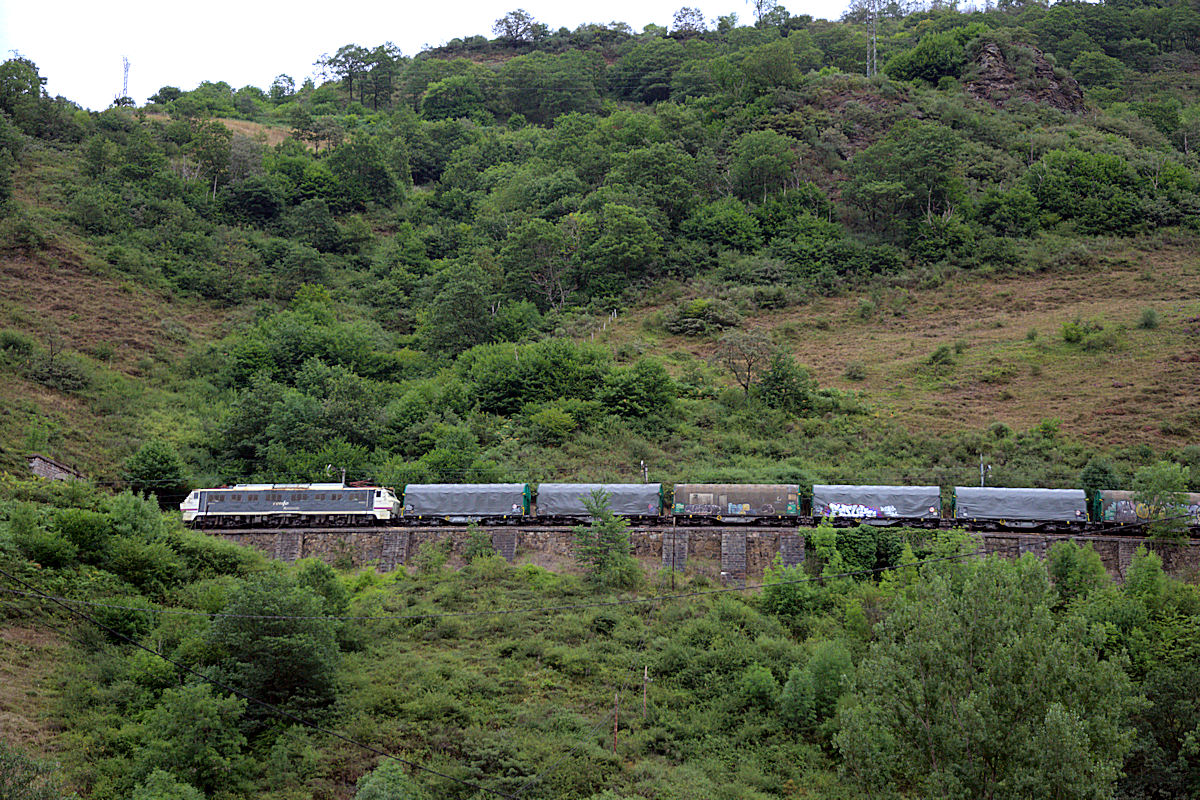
top-left (403, 484), bottom-right (529, 516)
top-left (954, 487), bottom-right (1087, 522)
top-left (537, 483), bottom-right (662, 516)
top-left (813, 485), bottom-right (941, 519)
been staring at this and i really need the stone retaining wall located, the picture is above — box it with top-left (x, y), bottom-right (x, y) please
top-left (212, 527), bottom-right (1200, 584)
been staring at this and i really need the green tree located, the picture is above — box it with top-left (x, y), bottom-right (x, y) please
top-left (739, 662), bottom-right (780, 710)
top-left (355, 760), bottom-right (432, 800)
top-left (1070, 50), bottom-right (1126, 87)
top-left (836, 557), bottom-right (1137, 799)
top-left (884, 24), bottom-right (986, 83)
top-left (779, 663), bottom-right (814, 730)
top-left (1080, 458), bottom-right (1121, 518)
top-left (1121, 614), bottom-right (1200, 797)
top-left (326, 137), bottom-right (396, 209)
top-left (846, 120), bottom-right (964, 232)
top-left (499, 218), bottom-right (572, 310)
top-left (493, 9), bottom-right (547, 43)
top-left (188, 119), bottom-right (233, 200)
top-left (755, 352), bottom-right (813, 415)
top-left (419, 264), bottom-right (495, 355)
top-left (129, 771), bottom-right (202, 800)
top-left (1026, 149), bottom-right (1141, 235)
top-left (497, 51), bottom-right (600, 125)
top-left (122, 440), bottom-right (189, 507)
top-left (595, 358), bottom-right (675, 423)
top-left (1132, 461), bottom-right (1191, 538)
top-left (421, 74), bottom-right (490, 121)
top-left (681, 198), bottom-right (762, 251)
top-left (0, 741), bottom-right (75, 800)
top-left (137, 684), bottom-right (247, 794)
top-left (1045, 540), bottom-right (1109, 606)
top-left (730, 129), bottom-right (798, 202)
top-left (572, 490), bottom-right (642, 590)
top-left (203, 573), bottom-right (340, 729)
top-left (582, 203), bottom-right (662, 290)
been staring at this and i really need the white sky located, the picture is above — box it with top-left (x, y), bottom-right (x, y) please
top-left (0, 0), bottom-right (849, 111)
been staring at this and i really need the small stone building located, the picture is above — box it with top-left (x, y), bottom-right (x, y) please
top-left (28, 453), bottom-right (84, 481)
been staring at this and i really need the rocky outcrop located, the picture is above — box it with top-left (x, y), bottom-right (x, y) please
top-left (964, 41), bottom-right (1086, 114)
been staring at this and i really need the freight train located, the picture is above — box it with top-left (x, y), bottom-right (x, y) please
top-left (180, 482), bottom-right (1200, 533)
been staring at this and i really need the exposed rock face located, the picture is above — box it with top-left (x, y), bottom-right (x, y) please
top-left (964, 41), bottom-right (1086, 114)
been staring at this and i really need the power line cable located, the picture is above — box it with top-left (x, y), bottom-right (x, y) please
top-left (0, 565), bottom-right (521, 800)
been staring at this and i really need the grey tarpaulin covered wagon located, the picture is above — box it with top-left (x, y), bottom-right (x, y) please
top-left (953, 487), bottom-right (1087, 527)
top-left (536, 483), bottom-right (664, 519)
top-left (402, 484), bottom-right (530, 521)
top-left (812, 485), bottom-right (941, 522)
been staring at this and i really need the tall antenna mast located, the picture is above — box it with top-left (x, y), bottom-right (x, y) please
top-left (113, 56), bottom-right (132, 106)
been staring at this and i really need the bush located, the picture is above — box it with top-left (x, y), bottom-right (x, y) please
top-left (8, 503), bottom-right (77, 568)
top-left (1137, 308), bottom-right (1160, 330)
top-left (0, 328), bottom-right (35, 361)
top-left (52, 508), bottom-right (112, 563)
top-left (203, 572), bottom-right (340, 728)
top-left (844, 361), bottom-right (867, 381)
top-left (0, 740), bottom-right (73, 800)
top-left (26, 351), bottom-right (92, 392)
top-left (172, 531), bottom-right (265, 579)
top-left (927, 344), bottom-right (955, 365)
top-left (779, 664), bottom-right (814, 730)
top-left (106, 537), bottom-right (185, 595)
top-left (528, 403), bottom-right (576, 444)
top-left (413, 539), bottom-right (452, 575)
top-left (572, 490), bottom-right (642, 591)
top-left (122, 440), bottom-right (190, 507)
top-left (89, 594), bottom-right (157, 644)
top-left (464, 525), bottom-right (495, 561)
top-left (354, 760), bottom-right (431, 800)
top-left (738, 662), bottom-right (779, 710)
top-left (136, 684), bottom-right (247, 794)
top-left (129, 770), bottom-right (203, 800)
top-left (663, 298), bottom-right (742, 336)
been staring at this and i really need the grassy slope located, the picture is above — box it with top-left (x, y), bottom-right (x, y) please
top-left (0, 145), bottom-right (234, 477)
top-left (0, 626), bottom-right (65, 755)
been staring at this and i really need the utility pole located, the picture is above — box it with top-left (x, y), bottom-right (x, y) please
top-left (613, 692), bottom-right (619, 754)
top-left (643, 667), bottom-right (650, 718)
top-left (640, 460), bottom-right (648, 483)
top-left (979, 454), bottom-right (991, 487)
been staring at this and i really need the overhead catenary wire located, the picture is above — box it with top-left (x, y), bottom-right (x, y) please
top-left (0, 565), bottom-right (522, 800)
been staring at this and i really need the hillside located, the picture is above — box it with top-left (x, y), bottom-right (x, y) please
top-left (4, 2), bottom-right (1200, 492)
